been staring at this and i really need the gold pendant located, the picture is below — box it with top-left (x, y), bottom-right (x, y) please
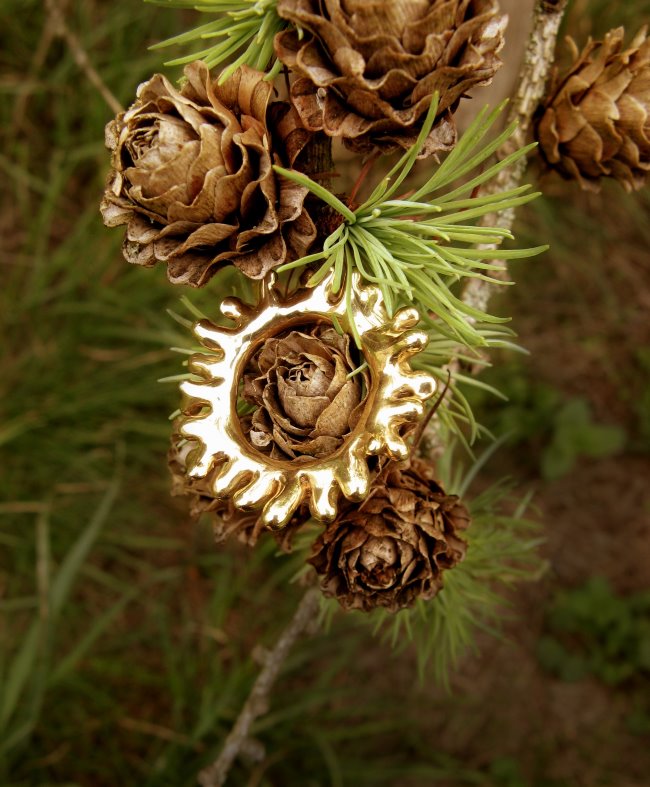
top-left (176, 273), bottom-right (436, 528)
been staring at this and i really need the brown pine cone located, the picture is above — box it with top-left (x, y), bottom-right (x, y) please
top-left (537, 27), bottom-right (650, 192)
top-left (274, 0), bottom-right (506, 156)
top-left (241, 323), bottom-right (369, 461)
top-left (308, 458), bottom-right (470, 612)
top-left (100, 62), bottom-right (316, 285)
top-left (168, 436), bottom-right (306, 549)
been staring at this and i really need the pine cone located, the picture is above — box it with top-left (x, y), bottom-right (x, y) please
top-left (241, 323), bottom-right (369, 461)
top-left (274, 0), bottom-right (506, 156)
top-left (308, 458), bottom-right (470, 612)
top-left (537, 27), bottom-right (650, 192)
top-left (100, 62), bottom-right (316, 285)
top-left (169, 436), bottom-right (306, 548)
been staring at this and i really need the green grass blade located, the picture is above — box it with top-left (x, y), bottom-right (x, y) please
top-left (0, 465), bottom-right (121, 735)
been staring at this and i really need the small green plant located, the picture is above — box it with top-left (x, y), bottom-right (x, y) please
top-left (468, 362), bottom-right (626, 478)
top-left (537, 577), bottom-right (650, 685)
top-left (540, 398), bottom-right (626, 479)
top-left (0, 466), bottom-right (121, 767)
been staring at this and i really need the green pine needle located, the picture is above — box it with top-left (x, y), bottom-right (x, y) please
top-left (413, 322), bottom-right (523, 447)
top-left (146, 0), bottom-right (286, 80)
top-left (275, 99), bottom-right (547, 350)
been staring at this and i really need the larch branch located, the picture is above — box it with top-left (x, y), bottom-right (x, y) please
top-left (197, 588), bottom-right (321, 787)
top-left (462, 0), bottom-right (569, 314)
top-left (425, 0), bottom-right (569, 455)
top-left (44, 0), bottom-right (123, 116)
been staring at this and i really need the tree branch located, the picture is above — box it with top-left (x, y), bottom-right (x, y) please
top-left (424, 1), bottom-right (568, 455)
top-left (197, 588), bottom-right (321, 787)
top-left (197, 5), bottom-right (570, 782)
top-left (461, 0), bottom-right (569, 314)
top-left (44, 0), bottom-right (123, 116)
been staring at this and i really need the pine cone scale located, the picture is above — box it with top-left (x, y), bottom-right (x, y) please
top-left (308, 458), bottom-right (469, 612)
top-left (241, 325), bottom-right (368, 461)
top-left (100, 62), bottom-right (316, 285)
top-left (275, 0), bottom-right (505, 155)
top-left (538, 26), bottom-right (650, 191)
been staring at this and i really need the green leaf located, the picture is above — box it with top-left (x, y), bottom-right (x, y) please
top-left (273, 166), bottom-right (356, 223)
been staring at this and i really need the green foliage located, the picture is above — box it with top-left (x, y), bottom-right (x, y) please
top-left (147, 0), bottom-right (285, 79)
top-left (414, 322), bottom-right (521, 448)
top-left (474, 366), bottom-right (561, 447)
top-left (468, 362), bottom-right (627, 478)
top-left (540, 398), bottom-right (626, 479)
top-left (537, 577), bottom-right (650, 685)
top-left (277, 99), bottom-right (547, 350)
top-left (486, 758), bottom-right (529, 787)
top-left (484, 757), bottom-right (570, 787)
top-left (0, 472), bottom-right (121, 760)
top-left (627, 695), bottom-right (650, 737)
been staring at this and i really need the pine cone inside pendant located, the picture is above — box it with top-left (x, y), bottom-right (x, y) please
top-left (241, 323), bottom-right (369, 461)
top-left (308, 458), bottom-right (470, 612)
top-left (274, 0), bottom-right (507, 157)
top-left (537, 27), bottom-right (650, 192)
top-left (100, 62), bottom-right (316, 285)
top-left (175, 273), bottom-right (436, 528)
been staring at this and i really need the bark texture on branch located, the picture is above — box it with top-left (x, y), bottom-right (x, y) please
top-left (461, 0), bottom-right (569, 315)
top-left (197, 588), bottom-right (321, 787)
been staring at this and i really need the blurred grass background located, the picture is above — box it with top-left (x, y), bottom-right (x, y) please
top-left (1, 0), bottom-right (650, 785)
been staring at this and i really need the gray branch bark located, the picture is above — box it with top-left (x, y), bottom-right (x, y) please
top-left (462, 0), bottom-right (569, 314)
top-left (197, 588), bottom-right (321, 787)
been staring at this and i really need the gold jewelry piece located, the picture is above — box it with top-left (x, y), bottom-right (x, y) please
top-left (178, 273), bottom-right (436, 528)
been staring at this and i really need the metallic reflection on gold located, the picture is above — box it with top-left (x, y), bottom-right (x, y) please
top-left (178, 274), bottom-right (436, 528)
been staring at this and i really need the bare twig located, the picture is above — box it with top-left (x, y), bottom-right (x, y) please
top-left (197, 588), bottom-right (321, 787)
top-left (43, 0), bottom-right (123, 116)
top-left (462, 0), bottom-right (569, 314)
